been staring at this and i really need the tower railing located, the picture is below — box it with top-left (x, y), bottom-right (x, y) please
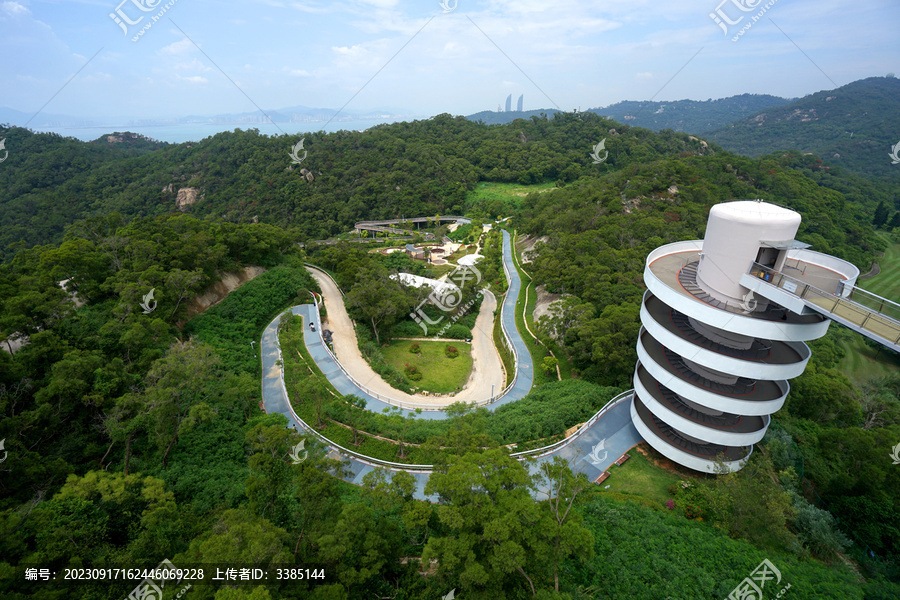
top-left (749, 262), bottom-right (900, 346)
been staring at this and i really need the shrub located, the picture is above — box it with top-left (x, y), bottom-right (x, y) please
top-left (409, 342), bottom-right (420, 354)
top-left (404, 363), bottom-right (423, 381)
top-left (443, 323), bottom-right (472, 339)
top-left (445, 345), bottom-right (459, 358)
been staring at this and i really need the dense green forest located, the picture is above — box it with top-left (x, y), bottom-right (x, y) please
top-left (705, 76), bottom-right (900, 181)
top-left (2, 111), bottom-right (725, 260)
top-left (1, 110), bottom-right (898, 598)
top-left (587, 93), bottom-right (791, 134)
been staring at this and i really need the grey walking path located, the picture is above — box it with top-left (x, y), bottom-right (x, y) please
top-left (260, 229), bottom-right (642, 499)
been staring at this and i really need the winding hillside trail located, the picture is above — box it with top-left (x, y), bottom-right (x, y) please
top-left (260, 229), bottom-right (641, 498)
top-left (306, 266), bottom-right (505, 407)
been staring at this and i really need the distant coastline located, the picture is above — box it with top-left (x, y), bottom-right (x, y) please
top-left (28, 117), bottom-right (416, 144)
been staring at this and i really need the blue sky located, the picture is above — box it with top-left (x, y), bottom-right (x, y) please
top-left (1, 0), bottom-right (898, 125)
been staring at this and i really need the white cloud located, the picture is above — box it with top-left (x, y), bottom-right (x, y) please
top-left (177, 75), bottom-right (209, 84)
top-left (0, 1), bottom-right (29, 17)
top-left (332, 44), bottom-right (367, 58)
top-left (355, 0), bottom-right (399, 9)
top-left (173, 58), bottom-right (212, 72)
top-left (160, 38), bottom-right (195, 56)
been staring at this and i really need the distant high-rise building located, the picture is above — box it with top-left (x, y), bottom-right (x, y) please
top-left (505, 94), bottom-right (512, 112)
top-left (517, 94), bottom-right (523, 112)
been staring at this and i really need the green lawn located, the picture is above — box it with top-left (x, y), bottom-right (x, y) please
top-left (597, 446), bottom-right (690, 506)
top-left (467, 181), bottom-right (558, 212)
top-left (859, 234), bottom-right (900, 299)
top-left (840, 235), bottom-right (900, 380)
top-left (381, 339), bottom-right (473, 394)
top-left (839, 333), bottom-right (900, 382)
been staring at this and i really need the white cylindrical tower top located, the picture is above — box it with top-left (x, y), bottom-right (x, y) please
top-left (697, 200), bottom-right (801, 302)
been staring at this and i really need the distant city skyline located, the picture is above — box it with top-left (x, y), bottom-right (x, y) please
top-left (1, 0), bottom-right (895, 130)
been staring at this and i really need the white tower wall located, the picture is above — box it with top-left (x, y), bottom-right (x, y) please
top-left (697, 201), bottom-right (800, 303)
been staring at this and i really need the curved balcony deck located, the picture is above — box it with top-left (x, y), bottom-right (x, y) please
top-left (635, 366), bottom-right (767, 434)
top-left (641, 292), bottom-right (809, 380)
top-left (632, 393), bottom-right (751, 462)
top-left (644, 242), bottom-right (830, 341)
top-left (676, 260), bottom-right (825, 325)
top-left (637, 331), bottom-right (789, 415)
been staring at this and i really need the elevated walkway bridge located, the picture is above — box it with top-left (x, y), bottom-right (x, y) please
top-left (354, 215), bottom-right (469, 237)
top-left (742, 261), bottom-right (900, 353)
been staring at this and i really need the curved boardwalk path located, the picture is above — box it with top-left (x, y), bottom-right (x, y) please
top-left (305, 268), bottom-right (505, 408)
top-left (261, 230), bottom-right (641, 498)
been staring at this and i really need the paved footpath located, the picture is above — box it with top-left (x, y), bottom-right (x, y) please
top-left (260, 229), bottom-right (641, 499)
top-left (305, 267), bottom-right (505, 408)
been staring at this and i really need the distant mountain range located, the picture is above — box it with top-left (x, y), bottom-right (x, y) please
top-left (704, 76), bottom-right (900, 180)
top-left (463, 94), bottom-right (791, 132)
top-left (0, 105), bottom-right (420, 133)
top-left (464, 76), bottom-right (900, 181)
top-left (588, 94), bottom-right (792, 134)
top-left (6, 75), bottom-right (898, 182)
top-left (466, 109), bottom-right (562, 125)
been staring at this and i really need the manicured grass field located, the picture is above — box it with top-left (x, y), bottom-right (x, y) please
top-left (598, 446), bottom-right (689, 506)
top-left (467, 181), bottom-right (558, 211)
top-left (839, 333), bottom-right (900, 382)
top-left (859, 236), bottom-right (900, 299)
top-left (839, 235), bottom-right (900, 381)
top-left (381, 339), bottom-right (473, 394)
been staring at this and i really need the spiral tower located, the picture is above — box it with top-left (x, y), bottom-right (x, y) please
top-left (631, 200), bottom-right (860, 472)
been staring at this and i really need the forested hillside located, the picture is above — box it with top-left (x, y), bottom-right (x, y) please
top-left (705, 76), bottom-right (900, 180)
top-left (1, 109), bottom-right (899, 598)
top-left (3, 112), bottom-right (718, 260)
top-left (588, 93), bottom-right (791, 134)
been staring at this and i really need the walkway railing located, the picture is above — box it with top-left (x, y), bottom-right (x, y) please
top-left (749, 262), bottom-right (900, 346)
top-left (510, 390), bottom-right (634, 460)
top-left (303, 273), bottom-right (449, 411)
top-left (275, 314), bottom-right (633, 473)
top-left (304, 263), bottom-right (516, 411)
top-left (273, 326), bottom-right (434, 472)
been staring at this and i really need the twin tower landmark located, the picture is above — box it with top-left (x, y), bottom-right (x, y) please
top-left (501, 94), bottom-right (524, 112)
top-left (631, 199), bottom-right (894, 473)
